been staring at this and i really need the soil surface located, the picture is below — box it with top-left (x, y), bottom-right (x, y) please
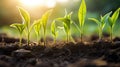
top-left (0, 33), bottom-right (120, 67)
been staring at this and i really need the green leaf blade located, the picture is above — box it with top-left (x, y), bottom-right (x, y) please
top-left (42, 9), bottom-right (52, 29)
top-left (51, 21), bottom-right (56, 36)
top-left (78, 0), bottom-right (87, 27)
top-left (18, 7), bottom-right (30, 28)
top-left (101, 11), bottom-right (112, 23)
top-left (10, 23), bottom-right (25, 34)
top-left (88, 18), bottom-right (100, 25)
top-left (111, 8), bottom-right (120, 23)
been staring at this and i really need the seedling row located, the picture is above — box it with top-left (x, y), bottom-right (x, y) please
top-left (10, 0), bottom-right (120, 46)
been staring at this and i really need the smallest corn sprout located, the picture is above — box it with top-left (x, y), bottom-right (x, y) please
top-left (32, 19), bottom-right (42, 45)
top-left (10, 23), bottom-right (25, 46)
top-left (51, 20), bottom-right (58, 44)
top-left (108, 8), bottom-right (120, 42)
top-left (89, 12), bottom-right (112, 41)
top-left (57, 10), bottom-right (73, 43)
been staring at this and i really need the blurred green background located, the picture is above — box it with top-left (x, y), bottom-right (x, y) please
top-left (0, 0), bottom-right (120, 40)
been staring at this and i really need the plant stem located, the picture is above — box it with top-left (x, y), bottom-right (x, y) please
top-left (66, 33), bottom-right (68, 43)
top-left (110, 27), bottom-right (113, 43)
top-left (19, 34), bottom-right (22, 47)
top-left (43, 29), bottom-right (46, 47)
top-left (54, 35), bottom-right (56, 44)
top-left (80, 33), bottom-right (83, 42)
top-left (27, 30), bottom-right (30, 46)
top-left (98, 27), bottom-right (102, 41)
top-left (80, 26), bottom-right (83, 42)
top-left (37, 34), bottom-right (39, 45)
top-left (66, 32), bottom-right (70, 43)
top-left (38, 33), bottom-right (41, 45)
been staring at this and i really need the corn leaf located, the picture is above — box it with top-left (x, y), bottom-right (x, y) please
top-left (51, 21), bottom-right (57, 36)
top-left (101, 11), bottom-right (112, 23)
top-left (33, 20), bottom-right (41, 36)
top-left (18, 7), bottom-right (30, 28)
top-left (10, 23), bottom-right (25, 34)
top-left (57, 11), bottom-right (72, 34)
top-left (111, 8), bottom-right (120, 23)
top-left (78, 0), bottom-right (87, 27)
top-left (42, 9), bottom-right (52, 30)
top-left (88, 18), bottom-right (100, 25)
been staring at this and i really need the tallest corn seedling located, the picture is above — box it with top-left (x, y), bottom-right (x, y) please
top-left (78, 0), bottom-right (87, 42)
top-left (18, 7), bottom-right (31, 45)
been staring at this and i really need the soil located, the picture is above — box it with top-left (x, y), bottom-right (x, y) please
top-left (0, 33), bottom-right (120, 67)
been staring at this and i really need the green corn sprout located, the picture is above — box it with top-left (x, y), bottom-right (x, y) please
top-left (57, 10), bottom-right (72, 43)
top-left (51, 20), bottom-right (58, 44)
top-left (108, 8), bottom-right (120, 42)
top-left (78, 0), bottom-right (87, 42)
top-left (10, 23), bottom-right (25, 46)
top-left (32, 19), bottom-right (41, 44)
top-left (89, 12), bottom-right (112, 41)
top-left (41, 9), bottom-right (52, 46)
top-left (18, 7), bottom-right (31, 45)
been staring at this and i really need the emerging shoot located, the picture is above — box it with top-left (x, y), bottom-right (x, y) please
top-left (32, 19), bottom-right (42, 45)
top-left (78, 0), bottom-right (87, 42)
top-left (41, 9), bottom-right (52, 46)
top-left (57, 10), bottom-right (73, 43)
top-left (10, 23), bottom-right (25, 46)
top-left (89, 12), bottom-right (112, 41)
top-left (51, 20), bottom-right (58, 44)
top-left (108, 8), bottom-right (120, 43)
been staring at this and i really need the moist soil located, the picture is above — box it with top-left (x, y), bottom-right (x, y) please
top-left (0, 33), bottom-right (120, 67)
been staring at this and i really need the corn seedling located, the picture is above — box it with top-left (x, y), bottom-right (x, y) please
top-left (89, 12), bottom-right (112, 41)
top-left (51, 20), bottom-right (58, 44)
top-left (57, 10), bottom-right (72, 43)
top-left (10, 23), bottom-right (25, 46)
top-left (18, 7), bottom-right (31, 45)
top-left (41, 9), bottom-right (52, 46)
top-left (32, 19), bottom-right (42, 45)
top-left (78, 0), bottom-right (87, 42)
top-left (108, 8), bottom-right (120, 42)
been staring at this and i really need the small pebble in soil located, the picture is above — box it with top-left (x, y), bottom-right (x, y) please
top-left (12, 49), bottom-right (33, 59)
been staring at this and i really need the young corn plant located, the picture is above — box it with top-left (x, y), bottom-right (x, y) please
top-left (57, 10), bottom-right (72, 43)
top-left (41, 9), bottom-right (52, 46)
top-left (89, 12), bottom-right (112, 41)
top-left (51, 20), bottom-right (58, 44)
top-left (78, 0), bottom-right (87, 42)
top-left (32, 19), bottom-right (42, 45)
top-left (10, 23), bottom-right (25, 46)
top-left (108, 8), bottom-right (120, 42)
top-left (18, 7), bottom-right (31, 45)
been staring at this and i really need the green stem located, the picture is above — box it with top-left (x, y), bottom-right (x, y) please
top-left (43, 29), bottom-right (46, 47)
top-left (66, 33), bottom-right (68, 43)
top-left (27, 30), bottom-right (30, 46)
top-left (110, 27), bottom-right (113, 43)
top-left (66, 32), bottom-right (70, 43)
top-left (19, 34), bottom-right (22, 47)
top-left (38, 32), bottom-right (41, 45)
top-left (37, 34), bottom-right (39, 45)
top-left (54, 35), bottom-right (56, 44)
top-left (80, 26), bottom-right (83, 42)
top-left (98, 27), bottom-right (102, 41)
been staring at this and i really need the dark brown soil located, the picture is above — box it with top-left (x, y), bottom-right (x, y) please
top-left (0, 33), bottom-right (120, 67)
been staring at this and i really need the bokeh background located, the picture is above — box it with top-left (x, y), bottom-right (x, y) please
top-left (0, 0), bottom-right (120, 40)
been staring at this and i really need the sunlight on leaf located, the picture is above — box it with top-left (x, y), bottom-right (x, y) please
top-left (18, 7), bottom-right (30, 28)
